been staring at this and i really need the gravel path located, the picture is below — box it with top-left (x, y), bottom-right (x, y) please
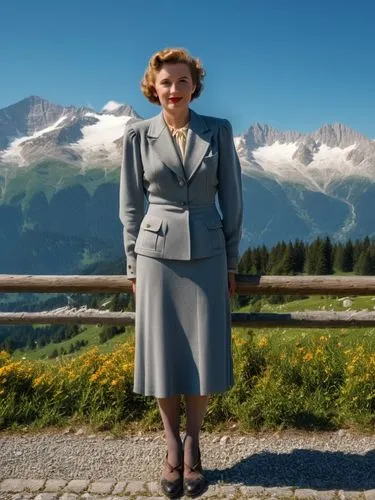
top-left (0, 426), bottom-right (374, 499)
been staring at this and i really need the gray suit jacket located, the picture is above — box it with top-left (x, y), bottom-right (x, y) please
top-left (119, 108), bottom-right (243, 278)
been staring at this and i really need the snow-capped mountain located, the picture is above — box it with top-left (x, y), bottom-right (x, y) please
top-left (0, 95), bottom-right (374, 267)
top-left (2, 96), bottom-right (374, 192)
top-left (234, 122), bottom-right (375, 246)
top-left (236, 122), bottom-right (375, 192)
top-left (0, 96), bottom-right (139, 167)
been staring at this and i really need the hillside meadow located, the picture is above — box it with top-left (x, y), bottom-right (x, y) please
top-left (1, 296), bottom-right (374, 433)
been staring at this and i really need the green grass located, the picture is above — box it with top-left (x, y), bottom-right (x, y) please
top-left (235, 326), bottom-right (375, 359)
top-left (238, 295), bottom-right (375, 313)
top-left (235, 295), bottom-right (375, 354)
top-left (10, 295), bottom-right (375, 363)
top-left (2, 294), bottom-right (374, 432)
top-left (11, 325), bottom-right (134, 363)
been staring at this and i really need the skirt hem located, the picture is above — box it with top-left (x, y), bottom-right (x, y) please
top-left (132, 380), bottom-right (234, 398)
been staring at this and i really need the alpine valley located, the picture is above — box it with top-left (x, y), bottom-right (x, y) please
top-left (0, 95), bottom-right (374, 275)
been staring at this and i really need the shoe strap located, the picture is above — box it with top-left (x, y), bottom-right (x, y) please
top-left (165, 458), bottom-right (183, 473)
top-left (183, 445), bottom-right (202, 473)
top-left (184, 459), bottom-right (202, 474)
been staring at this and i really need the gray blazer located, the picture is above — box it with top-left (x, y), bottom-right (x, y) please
top-left (119, 108), bottom-right (243, 279)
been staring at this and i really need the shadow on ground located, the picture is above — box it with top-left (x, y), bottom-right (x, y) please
top-left (206, 449), bottom-right (375, 490)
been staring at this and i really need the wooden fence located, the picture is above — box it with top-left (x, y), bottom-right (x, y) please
top-left (1, 274), bottom-right (375, 328)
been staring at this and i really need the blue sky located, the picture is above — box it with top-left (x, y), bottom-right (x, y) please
top-left (2, 0), bottom-right (375, 137)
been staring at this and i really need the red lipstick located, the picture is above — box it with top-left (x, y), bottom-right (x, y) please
top-left (169, 97), bottom-right (182, 103)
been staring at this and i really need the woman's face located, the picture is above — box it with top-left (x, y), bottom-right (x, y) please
top-left (153, 62), bottom-right (196, 112)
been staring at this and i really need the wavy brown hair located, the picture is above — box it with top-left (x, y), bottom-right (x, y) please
top-left (141, 47), bottom-right (205, 104)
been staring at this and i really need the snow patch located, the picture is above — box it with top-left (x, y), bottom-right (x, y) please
top-left (251, 141), bottom-right (317, 187)
top-left (249, 141), bottom-right (362, 191)
top-left (72, 113), bottom-right (132, 164)
top-left (1, 115), bottom-right (68, 166)
top-left (101, 100), bottom-right (123, 112)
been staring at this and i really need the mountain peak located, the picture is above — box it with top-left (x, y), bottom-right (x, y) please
top-left (101, 100), bottom-right (123, 112)
top-left (244, 122), bottom-right (302, 149)
top-left (25, 95), bottom-right (50, 103)
top-left (311, 123), bottom-right (368, 148)
top-left (0, 96), bottom-right (72, 149)
top-left (21, 95), bottom-right (68, 109)
top-left (101, 102), bottom-right (140, 119)
top-left (0, 95), bottom-right (142, 164)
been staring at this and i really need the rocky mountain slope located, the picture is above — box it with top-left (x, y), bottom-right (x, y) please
top-left (0, 96), bottom-right (374, 274)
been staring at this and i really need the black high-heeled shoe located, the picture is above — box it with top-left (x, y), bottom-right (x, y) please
top-left (160, 450), bottom-right (183, 499)
top-left (182, 438), bottom-right (207, 497)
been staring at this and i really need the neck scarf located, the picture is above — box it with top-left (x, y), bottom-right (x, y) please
top-left (169, 123), bottom-right (189, 158)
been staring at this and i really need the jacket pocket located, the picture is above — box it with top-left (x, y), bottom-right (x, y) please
top-left (203, 152), bottom-right (218, 161)
top-left (139, 215), bottom-right (165, 253)
top-left (203, 218), bottom-right (225, 251)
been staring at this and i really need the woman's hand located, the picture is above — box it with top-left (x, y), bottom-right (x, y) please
top-left (129, 278), bottom-right (136, 295)
top-left (228, 272), bottom-right (236, 297)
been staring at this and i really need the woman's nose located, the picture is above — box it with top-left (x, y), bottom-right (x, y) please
top-left (170, 82), bottom-right (179, 93)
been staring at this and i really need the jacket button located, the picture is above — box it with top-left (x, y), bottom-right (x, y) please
top-left (179, 180), bottom-right (185, 186)
top-left (179, 201), bottom-right (186, 206)
top-left (146, 223), bottom-right (150, 227)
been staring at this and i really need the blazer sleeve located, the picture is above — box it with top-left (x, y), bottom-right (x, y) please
top-left (217, 119), bottom-right (243, 272)
top-left (119, 123), bottom-right (146, 279)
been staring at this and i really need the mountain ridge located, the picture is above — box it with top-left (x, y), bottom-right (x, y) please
top-left (1, 96), bottom-right (374, 175)
top-left (0, 96), bottom-right (140, 166)
top-left (0, 95), bottom-right (374, 263)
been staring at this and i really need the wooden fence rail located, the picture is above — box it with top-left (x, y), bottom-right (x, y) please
top-left (0, 274), bottom-right (374, 328)
top-left (1, 274), bottom-right (375, 295)
top-left (1, 309), bottom-right (375, 328)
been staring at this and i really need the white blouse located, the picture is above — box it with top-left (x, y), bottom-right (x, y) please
top-left (168, 123), bottom-right (189, 158)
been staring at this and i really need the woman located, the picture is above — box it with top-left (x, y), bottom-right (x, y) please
top-left (119, 47), bottom-right (243, 498)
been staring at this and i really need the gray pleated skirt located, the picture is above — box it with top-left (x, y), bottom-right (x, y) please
top-left (133, 252), bottom-right (234, 397)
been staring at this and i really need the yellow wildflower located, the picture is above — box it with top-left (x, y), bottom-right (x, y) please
top-left (33, 375), bottom-right (45, 387)
top-left (257, 336), bottom-right (269, 348)
top-left (303, 352), bottom-right (313, 362)
top-left (89, 373), bottom-right (99, 382)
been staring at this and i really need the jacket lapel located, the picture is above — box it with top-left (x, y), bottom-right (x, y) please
top-left (146, 109), bottom-right (213, 183)
top-left (147, 112), bottom-right (186, 180)
top-left (183, 109), bottom-right (212, 182)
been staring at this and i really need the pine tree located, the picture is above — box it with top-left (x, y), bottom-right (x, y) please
top-left (342, 240), bottom-right (354, 272)
top-left (252, 248), bottom-right (263, 274)
top-left (294, 239), bottom-right (306, 273)
top-left (363, 236), bottom-right (371, 251)
top-left (322, 236), bottom-right (333, 274)
top-left (354, 249), bottom-right (373, 275)
top-left (306, 239), bottom-right (320, 274)
top-left (353, 239), bottom-right (362, 269)
top-left (269, 241), bottom-right (287, 274)
top-left (261, 245), bottom-right (269, 274)
top-left (238, 248), bottom-right (252, 274)
top-left (267, 244), bottom-right (280, 274)
top-left (281, 242), bottom-right (295, 275)
top-left (315, 239), bottom-right (326, 275)
top-left (333, 243), bottom-right (344, 271)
